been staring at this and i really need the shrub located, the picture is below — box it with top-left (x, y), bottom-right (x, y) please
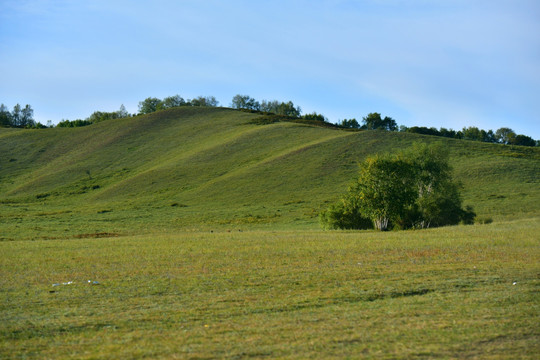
top-left (319, 201), bottom-right (372, 230)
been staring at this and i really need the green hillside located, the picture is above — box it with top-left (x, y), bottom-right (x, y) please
top-left (2, 108), bottom-right (539, 359)
top-left (1, 107), bottom-right (539, 239)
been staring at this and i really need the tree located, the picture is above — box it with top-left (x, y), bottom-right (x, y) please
top-left (462, 126), bottom-right (495, 142)
top-left (260, 100), bottom-right (301, 117)
top-left (321, 143), bottom-right (474, 231)
top-left (485, 130), bottom-right (496, 143)
top-left (159, 95), bottom-right (185, 110)
top-left (57, 119), bottom-right (92, 127)
top-left (11, 104), bottom-right (22, 127)
top-left (362, 112), bottom-right (397, 131)
top-left (339, 118), bottom-right (360, 129)
top-left (87, 110), bottom-right (121, 123)
top-left (407, 126), bottom-right (440, 136)
top-left (231, 94), bottom-right (260, 110)
top-left (346, 154), bottom-right (417, 230)
top-left (138, 97), bottom-right (162, 114)
top-left (399, 143), bottom-right (468, 228)
top-left (20, 104), bottom-right (35, 127)
top-left (302, 112), bottom-right (326, 122)
top-left (511, 134), bottom-right (536, 147)
top-left (382, 116), bottom-right (398, 131)
top-left (439, 127), bottom-right (457, 138)
top-left (276, 101), bottom-right (301, 117)
top-left (495, 127), bottom-right (516, 145)
top-left (189, 96), bottom-right (219, 107)
top-left (117, 104), bottom-right (130, 118)
top-left (462, 126), bottom-right (483, 141)
top-left (0, 104), bottom-right (11, 126)
top-left (260, 100), bottom-right (280, 113)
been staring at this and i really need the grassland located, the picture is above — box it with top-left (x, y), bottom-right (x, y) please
top-left (1, 220), bottom-right (539, 359)
top-left (1, 107), bottom-right (539, 239)
top-left (1, 108), bottom-right (539, 358)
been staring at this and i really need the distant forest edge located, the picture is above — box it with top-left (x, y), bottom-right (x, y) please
top-left (1, 94), bottom-right (537, 147)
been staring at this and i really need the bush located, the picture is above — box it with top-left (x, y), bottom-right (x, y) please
top-left (302, 112), bottom-right (327, 122)
top-left (319, 201), bottom-right (373, 230)
top-left (57, 119), bottom-right (92, 127)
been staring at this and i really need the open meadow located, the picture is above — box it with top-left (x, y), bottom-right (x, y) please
top-left (1, 220), bottom-right (539, 359)
top-left (1, 108), bottom-right (539, 358)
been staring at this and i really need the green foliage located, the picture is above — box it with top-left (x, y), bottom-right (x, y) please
top-left (0, 103), bottom-right (35, 127)
top-left (323, 143), bottom-right (475, 231)
top-left (319, 199), bottom-right (372, 230)
top-left (462, 126), bottom-right (496, 143)
top-left (301, 112), bottom-right (327, 122)
top-left (138, 97), bottom-right (162, 114)
top-left (0, 104), bottom-right (11, 126)
top-left (20, 105), bottom-right (35, 127)
top-left (350, 154), bottom-right (417, 230)
top-left (362, 112), bottom-right (397, 131)
top-left (87, 110), bottom-right (122, 123)
top-left (0, 107), bottom-right (538, 239)
top-left (231, 94), bottom-right (260, 110)
top-left (401, 143), bottom-right (461, 228)
top-left (159, 95), bottom-right (186, 109)
top-left (339, 118), bottom-right (360, 129)
top-left (189, 95), bottom-right (219, 107)
top-left (56, 119), bottom-right (93, 127)
top-left (139, 95), bottom-right (219, 115)
top-left (405, 126), bottom-right (441, 137)
top-left (405, 125), bottom-right (537, 147)
top-left (260, 100), bottom-right (301, 117)
top-left (495, 127), bottom-right (516, 145)
top-left (512, 134), bottom-right (536, 147)
top-left (55, 105), bottom-right (130, 127)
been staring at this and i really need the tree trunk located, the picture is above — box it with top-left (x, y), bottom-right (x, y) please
top-left (374, 217), bottom-right (389, 231)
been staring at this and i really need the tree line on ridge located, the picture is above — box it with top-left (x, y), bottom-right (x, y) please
top-left (1, 94), bottom-right (537, 146)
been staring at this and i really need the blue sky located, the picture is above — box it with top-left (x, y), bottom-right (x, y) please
top-left (1, 0), bottom-right (539, 138)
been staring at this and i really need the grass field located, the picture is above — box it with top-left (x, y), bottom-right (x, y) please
top-left (1, 219), bottom-right (539, 359)
top-left (1, 108), bottom-right (539, 358)
top-left (1, 108), bottom-right (539, 239)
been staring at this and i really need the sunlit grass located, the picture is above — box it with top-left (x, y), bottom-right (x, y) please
top-left (1, 108), bottom-right (539, 358)
top-left (1, 108), bottom-right (539, 240)
top-left (1, 219), bottom-right (539, 359)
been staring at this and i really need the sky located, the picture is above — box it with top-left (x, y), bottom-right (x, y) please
top-left (1, 0), bottom-right (539, 139)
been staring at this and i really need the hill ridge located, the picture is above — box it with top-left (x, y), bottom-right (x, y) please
top-left (1, 107), bottom-right (539, 238)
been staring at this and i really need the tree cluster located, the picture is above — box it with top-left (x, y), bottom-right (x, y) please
top-left (231, 95), bottom-right (303, 118)
top-left (138, 95), bottom-right (219, 115)
top-left (338, 118), bottom-right (360, 129)
top-left (335, 113), bottom-right (397, 130)
top-left (360, 112), bottom-right (398, 131)
top-left (57, 105), bottom-right (131, 128)
top-left (320, 143), bottom-right (475, 231)
top-left (403, 125), bottom-right (537, 147)
top-left (0, 103), bottom-right (36, 128)
top-left (335, 113), bottom-right (537, 147)
top-left (3, 94), bottom-right (538, 146)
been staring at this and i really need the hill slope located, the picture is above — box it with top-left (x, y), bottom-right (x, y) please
top-left (1, 107), bottom-right (539, 239)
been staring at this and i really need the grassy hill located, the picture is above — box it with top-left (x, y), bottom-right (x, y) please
top-left (1, 107), bottom-right (539, 239)
top-left (1, 107), bottom-right (539, 358)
